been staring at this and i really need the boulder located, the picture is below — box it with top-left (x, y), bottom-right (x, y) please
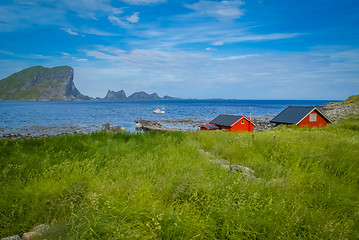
top-left (29, 224), bottom-right (50, 234)
top-left (22, 224), bottom-right (50, 240)
top-left (1, 235), bottom-right (21, 240)
top-left (21, 232), bottom-right (38, 240)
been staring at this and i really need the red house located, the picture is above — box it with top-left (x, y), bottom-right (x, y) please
top-left (200, 114), bottom-right (256, 132)
top-left (270, 106), bottom-right (331, 128)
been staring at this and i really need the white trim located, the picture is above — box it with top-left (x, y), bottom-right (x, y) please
top-left (295, 107), bottom-right (331, 125)
top-left (314, 107), bottom-right (332, 123)
top-left (230, 115), bottom-right (256, 127)
top-left (295, 108), bottom-right (315, 125)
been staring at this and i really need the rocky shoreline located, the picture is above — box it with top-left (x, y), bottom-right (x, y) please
top-left (0, 123), bottom-right (124, 139)
top-left (317, 102), bottom-right (359, 122)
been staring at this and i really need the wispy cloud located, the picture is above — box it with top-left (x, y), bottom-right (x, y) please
top-left (223, 33), bottom-right (303, 43)
top-left (0, 0), bottom-right (123, 31)
top-left (75, 45), bottom-right (359, 99)
top-left (126, 12), bottom-right (140, 23)
top-left (212, 41), bottom-right (224, 46)
top-left (61, 51), bottom-right (88, 62)
top-left (108, 16), bottom-right (125, 26)
top-left (121, 0), bottom-right (166, 5)
top-left (60, 27), bottom-right (79, 35)
top-left (185, 0), bottom-right (244, 20)
top-left (213, 54), bottom-right (260, 61)
top-left (0, 49), bottom-right (15, 56)
top-left (0, 4), bottom-right (66, 31)
top-left (83, 45), bottom-right (209, 72)
top-left (127, 23), bottom-right (302, 50)
top-left (81, 27), bottom-right (121, 36)
top-left (206, 47), bottom-right (217, 51)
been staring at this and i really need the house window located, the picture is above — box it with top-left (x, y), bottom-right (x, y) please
top-left (309, 113), bottom-right (317, 122)
top-left (241, 120), bottom-right (244, 124)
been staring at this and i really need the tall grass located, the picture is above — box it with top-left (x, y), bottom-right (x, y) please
top-left (1, 117), bottom-right (358, 239)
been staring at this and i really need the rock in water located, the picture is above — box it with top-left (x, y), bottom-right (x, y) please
top-left (0, 66), bottom-right (90, 101)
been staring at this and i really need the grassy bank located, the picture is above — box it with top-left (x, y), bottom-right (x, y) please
top-left (1, 115), bottom-right (359, 239)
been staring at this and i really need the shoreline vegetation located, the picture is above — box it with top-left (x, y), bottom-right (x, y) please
top-left (1, 111), bottom-right (359, 239)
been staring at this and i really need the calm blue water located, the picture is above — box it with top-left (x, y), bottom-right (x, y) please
top-left (0, 99), bottom-right (336, 134)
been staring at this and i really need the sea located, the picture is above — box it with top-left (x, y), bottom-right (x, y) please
top-left (0, 99), bottom-right (337, 136)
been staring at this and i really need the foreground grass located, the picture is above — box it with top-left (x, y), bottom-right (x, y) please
top-left (1, 116), bottom-right (359, 239)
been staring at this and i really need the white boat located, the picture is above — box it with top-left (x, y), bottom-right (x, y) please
top-left (153, 108), bottom-right (165, 114)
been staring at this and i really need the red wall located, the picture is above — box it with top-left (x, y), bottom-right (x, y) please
top-left (220, 118), bottom-right (254, 132)
top-left (297, 110), bottom-right (328, 128)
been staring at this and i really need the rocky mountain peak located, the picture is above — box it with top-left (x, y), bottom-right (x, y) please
top-left (0, 66), bottom-right (89, 101)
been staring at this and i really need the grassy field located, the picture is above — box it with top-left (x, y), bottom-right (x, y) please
top-left (1, 115), bottom-right (359, 239)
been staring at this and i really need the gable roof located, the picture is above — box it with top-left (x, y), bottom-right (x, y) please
top-left (210, 114), bottom-right (256, 127)
top-left (270, 106), bottom-right (332, 125)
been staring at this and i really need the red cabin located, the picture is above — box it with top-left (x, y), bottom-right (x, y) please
top-left (270, 106), bottom-right (331, 128)
top-left (200, 114), bottom-right (256, 132)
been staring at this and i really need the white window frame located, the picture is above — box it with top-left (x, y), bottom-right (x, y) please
top-left (241, 120), bottom-right (245, 124)
top-left (309, 113), bottom-right (317, 122)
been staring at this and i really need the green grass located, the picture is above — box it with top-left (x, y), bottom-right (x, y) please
top-left (338, 94), bottom-right (359, 106)
top-left (1, 116), bottom-right (359, 239)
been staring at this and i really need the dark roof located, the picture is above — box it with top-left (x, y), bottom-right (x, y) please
top-left (270, 106), bottom-right (331, 124)
top-left (210, 114), bottom-right (244, 127)
top-left (201, 124), bottom-right (220, 130)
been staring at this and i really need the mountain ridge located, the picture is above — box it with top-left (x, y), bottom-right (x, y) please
top-left (0, 66), bottom-right (180, 101)
top-left (0, 66), bottom-right (89, 101)
top-left (102, 89), bottom-right (180, 100)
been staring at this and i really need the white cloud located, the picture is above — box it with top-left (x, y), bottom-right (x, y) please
top-left (109, 12), bottom-right (140, 26)
top-left (0, 4), bottom-right (66, 31)
top-left (126, 12), bottom-right (140, 23)
top-left (0, 0), bottom-right (124, 31)
top-left (82, 45), bottom-right (209, 76)
top-left (61, 51), bottom-right (88, 62)
top-left (185, 0), bottom-right (244, 20)
top-left (121, 0), bottom-right (166, 5)
top-left (227, 33), bottom-right (303, 42)
top-left (81, 28), bottom-right (121, 36)
top-left (75, 45), bottom-right (359, 99)
top-left (212, 41), bottom-right (224, 46)
top-left (108, 16), bottom-right (125, 26)
top-left (213, 54), bottom-right (260, 61)
top-left (0, 49), bottom-right (15, 56)
top-left (60, 27), bottom-right (79, 35)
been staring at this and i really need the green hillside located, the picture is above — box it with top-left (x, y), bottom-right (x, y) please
top-left (1, 115), bottom-right (358, 239)
top-left (0, 66), bottom-right (87, 101)
top-left (340, 94), bottom-right (359, 105)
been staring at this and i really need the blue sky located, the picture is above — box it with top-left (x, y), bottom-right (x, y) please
top-left (0, 0), bottom-right (358, 99)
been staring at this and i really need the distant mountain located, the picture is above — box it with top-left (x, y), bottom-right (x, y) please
top-left (104, 90), bottom-right (127, 100)
top-left (0, 66), bottom-right (90, 101)
top-left (102, 90), bottom-right (180, 100)
top-left (127, 91), bottom-right (161, 100)
top-left (162, 95), bottom-right (181, 100)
